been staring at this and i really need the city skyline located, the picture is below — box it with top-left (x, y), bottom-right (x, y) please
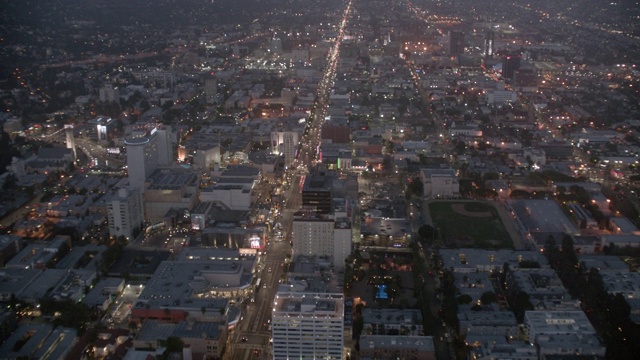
top-left (0, 0), bottom-right (639, 359)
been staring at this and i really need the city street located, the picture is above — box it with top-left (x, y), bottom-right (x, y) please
top-left (226, 4), bottom-right (352, 357)
top-left (226, 174), bottom-right (302, 360)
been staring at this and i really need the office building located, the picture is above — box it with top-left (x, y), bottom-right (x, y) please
top-left (272, 292), bottom-right (344, 360)
top-left (293, 214), bottom-right (335, 256)
top-left (333, 218), bottom-right (352, 270)
top-left (85, 117), bottom-right (116, 142)
top-left (144, 167), bottom-right (199, 221)
top-left (513, 67), bottom-right (539, 89)
top-left (64, 124), bottom-right (76, 160)
top-left (107, 187), bottom-right (144, 240)
top-left (293, 214), bottom-right (352, 269)
top-left (270, 37), bottom-right (283, 54)
top-left (448, 30), bottom-right (465, 56)
top-left (205, 76), bottom-right (218, 104)
top-left (483, 30), bottom-right (495, 57)
top-left (501, 54), bottom-right (522, 80)
top-left (155, 125), bottom-right (174, 165)
top-left (125, 131), bottom-right (159, 189)
top-left (99, 84), bottom-right (120, 103)
top-left (271, 131), bottom-right (299, 167)
top-left (301, 166), bottom-right (333, 214)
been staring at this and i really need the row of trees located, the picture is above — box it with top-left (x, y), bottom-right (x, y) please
top-left (544, 236), bottom-right (640, 358)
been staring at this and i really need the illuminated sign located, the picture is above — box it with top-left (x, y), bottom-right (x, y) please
top-left (249, 234), bottom-right (261, 249)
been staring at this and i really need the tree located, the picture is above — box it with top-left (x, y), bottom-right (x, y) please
top-left (353, 315), bottom-right (364, 340)
top-left (511, 291), bottom-right (533, 323)
top-left (518, 260), bottom-right (540, 269)
top-left (418, 224), bottom-right (438, 245)
top-left (163, 336), bottom-right (184, 354)
top-left (39, 298), bottom-right (93, 333)
top-left (457, 294), bottom-right (473, 304)
top-left (480, 291), bottom-right (497, 305)
top-left (406, 177), bottom-right (423, 197)
top-left (128, 321), bottom-right (138, 333)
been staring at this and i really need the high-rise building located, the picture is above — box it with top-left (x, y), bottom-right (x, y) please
top-left (99, 84), bottom-right (120, 103)
top-left (271, 131), bottom-right (299, 167)
top-left (448, 30), bottom-right (465, 56)
top-left (125, 131), bottom-right (159, 188)
top-left (85, 117), bottom-right (116, 142)
top-left (107, 187), bottom-right (144, 240)
top-left (155, 125), bottom-right (174, 166)
top-left (204, 76), bottom-right (218, 105)
top-left (483, 30), bottom-right (495, 58)
top-left (293, 215), bottom-right (334, 255)
top-left (272, 292), bottom-right (344, 360)
top-left (332, 218), bottom-right (352, 270)
top-left (501, 53), bottom-right (522, 80)
top-left (64, 124), bottom-right (76, 160)
top-left (292, 215), bottom-right (352, 269)
top-left (301, 167), bottom-right (333, 214)
top-left (513, 67), bottom-right (539, 89)
top-left (270, 37), bottom-right (283, 54)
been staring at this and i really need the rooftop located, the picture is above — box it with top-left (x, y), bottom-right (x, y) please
top-left (360, 335), bottom-right (434, 352)
top-left (273, 292), bottom-right (343, 318)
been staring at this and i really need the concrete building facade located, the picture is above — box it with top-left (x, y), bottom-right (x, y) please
top-left (272, 292), bottom-right (344, 360)
top-left (107, 187), bottom-right (144, 240)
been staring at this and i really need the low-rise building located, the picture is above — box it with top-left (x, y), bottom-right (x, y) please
top-left (359, 335), bottom-right (435, 360)
top-left (134, 320), bottom-right (227, 359)
top-left (0, 323), bottom-right (77, 360)
top-left (130, 256), bottom-right (251, 322)
top-left (143, 167), bottom-right (199, 221)
top-left (0, 235), bottom-right (22, 267)
top-left (419, 168), bottom-right (459, 197)
top-left (505, 269), bottom-right (579, 309)
top-left (362, 309), bottom-right (423, 336)
top-left (524, 311), bottom-right (604, 357)
top-left (5, 237), bottom-right (69, 270)
top-left (83, 277), bottom-right (126, 311)
top-left (50, 269), bottom-right (97, 302)
top-left (440, 249), bottom-right (549, 274)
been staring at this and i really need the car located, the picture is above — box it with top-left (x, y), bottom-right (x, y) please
top-left (241, 337), bottom-right (248, 342)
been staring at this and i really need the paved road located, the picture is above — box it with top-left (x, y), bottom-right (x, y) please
top-left (226, 1), bottom-right (352, 357)
top-left (226, 175), bottom-right (301, 360)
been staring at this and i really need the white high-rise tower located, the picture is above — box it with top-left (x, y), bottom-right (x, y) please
top-left (125, 131), bottom-right (158, 189)
top-left (272, 292), bottom-right (344, 360)
top-left (64, 124), bottom-right (76, 160)
top-left (107, 187), bottom-right (144, 240)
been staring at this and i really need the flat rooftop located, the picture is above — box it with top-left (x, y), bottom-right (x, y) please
top-left (360, 335), bottom-right (434, 352)
top-left (147, 168), bottom-right (197, 189)
top-left (0, 268), bottom-right (42, 300)
top-left (273, 292), bottom-right (343, 318)
top-left (507, 199), bottom-right (578, 234)
top-left (134, 260), bottom-right (247, 310)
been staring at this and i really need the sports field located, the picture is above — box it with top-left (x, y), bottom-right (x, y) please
top-left (428, 201), bottom-right (513, 248)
